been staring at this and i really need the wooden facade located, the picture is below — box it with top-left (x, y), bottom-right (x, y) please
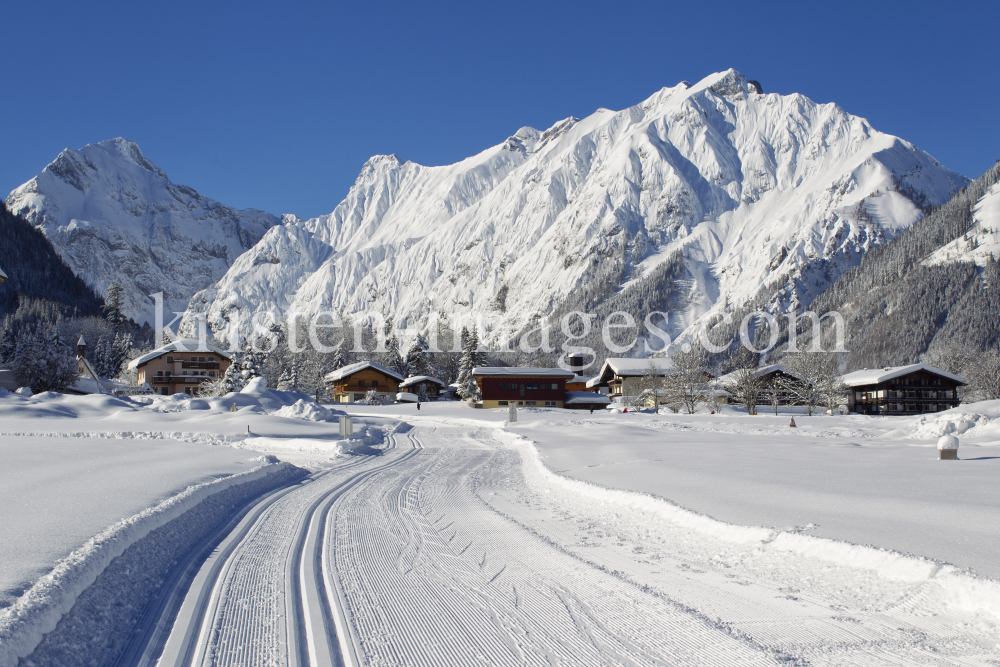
top-left (843, 365), bottom-right (965, 416)
top-left (473, 368), bottom-right (575, 408)
top-left (398, 376), bottom-right (445, 400)
top-left (325, 362), bottom-right (403, 403)
top-left (129, 340), bottom-right (233, 396)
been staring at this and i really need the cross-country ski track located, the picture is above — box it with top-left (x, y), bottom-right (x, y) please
top-left (26, 416), bottom-right (998, 666)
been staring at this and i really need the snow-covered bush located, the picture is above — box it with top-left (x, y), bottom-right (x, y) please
top-left (13, 326), bottom-right (79, 392)
top-left (362, 389), bottom-right (385, 405)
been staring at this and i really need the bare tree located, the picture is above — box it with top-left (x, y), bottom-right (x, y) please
top-left (816, 354), bottom-right (848, 414)
top-left (635, 361), bottom-right (665, 412)
top-left (965, 349), bottom-right (1000, 401)
top-left (722, 348), bottom-right (763, 415)
top-left (767, 378), bottom-right (782, 415)
top-left (781, 352), bottom-right (845, 415)
top-left (668, 348), bottom-right (709, 414)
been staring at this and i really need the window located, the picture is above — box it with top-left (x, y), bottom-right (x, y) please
top-left (166, 356), bottom-right (173, 363)
top-left (358, 380), bottom-right (366, 387)
top-left (544, 401), bottom-right (557, 407)
top-left (209, 371), bottom-right (216, 377)
top-left (498, 401), bottom-right (509, 406)
top-left (157, 371), bottom-right (163, 376)
top-left (525, 401), bottom-right (537, 406)
top-left (164, 371), bottom-right (171, 377)
top-left (526, 383), bottom-right (538, 390)
top-left (372, 380), bottom-right (379, 389)
top-left (499, 383), bottom-right (517, 391)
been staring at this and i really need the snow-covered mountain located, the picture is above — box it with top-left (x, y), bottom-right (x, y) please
top-left (6, 138), bottom-right (283, 323)
top-left (181, 69), bottom-right (965, 347)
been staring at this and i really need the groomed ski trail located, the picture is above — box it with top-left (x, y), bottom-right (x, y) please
top-left (145, 418), bottom-right (997, 666)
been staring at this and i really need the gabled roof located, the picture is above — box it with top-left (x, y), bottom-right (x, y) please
top-left (324, 361), bottom-right (404, 383)
top-left (127, 338), bottom-right (234, 369)
top-left (472, 367), bottom-right (575, 378)
top-left (399, 375), bottom-right (446, 388)
top-left (715, 364), bottom-right (794, 385)
top-left (841, 363), bottom-right (967, 387)
top-left (592, 357), bottom-right (675, 385)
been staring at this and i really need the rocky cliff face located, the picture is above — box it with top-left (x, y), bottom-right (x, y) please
top-left (6, 138), bottom-right (282, 323)
top-left (181, 70), bottom-right (966, 348)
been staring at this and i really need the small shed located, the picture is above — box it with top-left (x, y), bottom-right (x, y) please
top-left (398, 375), bottom-right (446, 400)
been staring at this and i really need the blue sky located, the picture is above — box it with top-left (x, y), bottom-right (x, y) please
top-left (5, 1), bottom-right (998, 219)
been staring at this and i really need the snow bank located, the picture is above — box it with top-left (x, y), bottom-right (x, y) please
top-left (508, 428), bottom-right (1000, 626)
top-left (274, 398), bottom-right (337, 421)
top-left (905, 400), bottom-right (1000, 440)
top-left (508, 432), bottom-right (774, 545)
top-left (0, 461), bottom-right (301, 667)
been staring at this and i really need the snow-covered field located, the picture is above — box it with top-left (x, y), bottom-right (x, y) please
top-left (2, 392), bottom-right (998, 666)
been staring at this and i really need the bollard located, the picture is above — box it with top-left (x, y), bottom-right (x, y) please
top-left (508, 402), bottom-right (517, 422)
top-left (937, 435), bottom-right (959, 460)
top-left (339, 415), bottom-right (354, 437)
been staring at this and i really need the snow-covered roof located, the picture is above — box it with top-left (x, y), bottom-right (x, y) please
top-left (715, 364), bottom-right (792, 385)
top-left (472, 367), bottom-right (576, 378)
top-left (399, 375), bottom-right (446, 388)
top-left (77, 334), bottom-right (86, 346)
top-left (567, 374), bottom-right (595, 385)
top-left (565, 391), bottom-right (611, 405)
top-left (67, 376), bottom-right (116, 395)
top-left (324, 361), bottom-right (404, 383)
top-left (127, 338), bottom-right (234, 369)
top-left (592, 357), bottom-right (675, 385)
top-left (840, 364), bottom-right (967, 387)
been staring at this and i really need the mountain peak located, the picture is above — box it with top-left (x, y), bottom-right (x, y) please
top-left (699, 69), bottom-right (763, 98)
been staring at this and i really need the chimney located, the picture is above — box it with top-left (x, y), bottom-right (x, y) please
top-left (77, 334), bottom-right (87, 358)
top-left (567, 353), bottom-right (585, 371)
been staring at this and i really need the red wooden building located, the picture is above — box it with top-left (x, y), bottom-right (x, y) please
top-left (472, 367), bottom-right (576, 408)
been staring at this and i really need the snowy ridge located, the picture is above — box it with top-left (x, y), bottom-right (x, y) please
top-left (925, 180), bottom-right (1000, 267)
top-left (0, 459), bottom-right (298, 667)
top-left (5, 138), bottom-right (282, 323)
top-left (181, 69), bottom-right (965, 345)
top-left (508, 430), bottom-right (1000, 624)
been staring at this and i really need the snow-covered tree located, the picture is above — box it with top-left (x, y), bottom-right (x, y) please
top-left (404, 333), bottom-right (433, 377)
top-left (276, 368), bottom-right (293, 391)
top-left (0, 318), bottom-right (15, 364)
top-left (383, 333), bottom-right (404, 375)
top-left (13, 326), bottom-right (79, 392)
top-left (417, 383), bottom-right (430, 403)
top-left (363, 388), bottom-right (384, 405)
top-left (103, 282), bottom-right (126, 329)
top-left (966, 349), bottom-right (1000, 401)
top-left (779, 353), bottom-right (836, 416)
top-left (667, 348), bottom-right (709, 414)
top-left (330, 342), bottom-right (348, 371)
top-left (456, 326), bottom-right (486, 402)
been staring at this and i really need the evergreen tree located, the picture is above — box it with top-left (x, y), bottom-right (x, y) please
top-left (103, 282), bottom-right (126, 329)
top-left (404, 333), bottom-right (433, 377)
top-left (457, 326), bottom-right (486, 401)
top-left (384, 333), bottom-right (404, 375)
top-left (0, 318), bottom-right (16, 364)
top-left (330, 341), bottom-right (347, 371)
top-left (14, 326), bottom-right (79, 392)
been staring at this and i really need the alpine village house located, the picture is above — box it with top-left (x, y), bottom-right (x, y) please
top-left (841, 364), bottom-right (966, 415)
top-left (324, 362), bottom-right (404, 403)
top-left (127, 339), bottom-right (233, 396)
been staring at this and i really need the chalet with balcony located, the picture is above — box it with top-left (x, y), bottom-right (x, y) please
top-left (714, 364), bottom-right (801, 404)
top-left (324, 361), bottom-right (403, 403)
top-left (398, 375), bottom-right (446, 400)
top-left (586, 358), bottom-right (675, 399)
top-left (126, 338), bottom-right (233, 395)
top-left (472, 367), bottom-right (576, 408)
top-left (842, 364), bottom-right (966, 415)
